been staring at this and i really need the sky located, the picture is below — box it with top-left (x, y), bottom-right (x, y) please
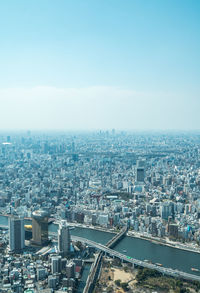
top-left (0, 0), bottom-right (199, 131)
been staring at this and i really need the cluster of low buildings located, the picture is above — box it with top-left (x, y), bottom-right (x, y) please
top-left (0, 249), bottom-right (83, 292)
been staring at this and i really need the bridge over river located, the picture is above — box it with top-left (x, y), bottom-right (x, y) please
top-left (48, 229), bottom-right (200, 282)
top-left (70, 235), bottom-right (200, 283)
top-left (1, 217), bottom-right (200, 283)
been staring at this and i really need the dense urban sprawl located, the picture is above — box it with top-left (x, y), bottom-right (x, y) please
top-left (0, 131), bottom-right (200, 292)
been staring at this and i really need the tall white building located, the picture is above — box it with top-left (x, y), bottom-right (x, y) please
top-left (9, 216), bottom-right (25, 252)
top-left (98, 214), bottom-right (109, 226)
top-left (58, 221), bottom-right (71, 256)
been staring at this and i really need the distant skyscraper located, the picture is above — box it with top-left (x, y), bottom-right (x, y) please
top-left (31, 210), bottom-right (49, 246)
top-left (136, 160), bottom-right (145, 183)
top-left (9, 216), bottom-right (25, 252)
top-left (71, 141), bottom-right (75, 152)
top-left (58, 221), bottom-right (71, 256)
top-left (136, 167), bottom-right (145, 182)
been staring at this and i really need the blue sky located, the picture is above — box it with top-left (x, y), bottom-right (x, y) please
top-left (0, 0), bottom-right (199, 130)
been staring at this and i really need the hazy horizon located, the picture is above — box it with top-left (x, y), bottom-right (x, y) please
top-left (0, 1), bottom-right (199, 131)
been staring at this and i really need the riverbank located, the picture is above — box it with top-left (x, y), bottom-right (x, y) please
top-left (127, 231), bottom-right (200, 255)
top-left (1, 214), bottom-right (200, 275)
top-left (53, 220), bottom-right (116, 234)
top-left (1, 212), bottom-right (200, 255)
top-left (57, 221), bottom-right (200, 255)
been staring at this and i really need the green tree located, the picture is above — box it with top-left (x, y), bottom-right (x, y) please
top-left (124, 266), bottom-right (129, 272)
top-left (115, 279), bottom-right (121, 287)
top-left (121, 282), bottom-right (129, 291)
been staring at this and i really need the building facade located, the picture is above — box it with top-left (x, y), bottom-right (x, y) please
top-left (58, 221), bottom-right (71, 256)
top-left (31, 210), bottom-right (49, 246)
top-left (9, 216), bottom-right (25, 252)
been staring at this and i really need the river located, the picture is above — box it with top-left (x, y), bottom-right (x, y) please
top-left (1, 215), bottom-right (200, 276)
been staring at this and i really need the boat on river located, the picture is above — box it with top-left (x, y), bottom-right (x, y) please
top-left (191, 268), bottom-right (199, 272)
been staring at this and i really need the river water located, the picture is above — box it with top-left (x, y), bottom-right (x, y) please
top-left (1, 215), bottom-right (200, 276)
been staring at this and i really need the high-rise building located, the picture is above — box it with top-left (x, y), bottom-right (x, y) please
top-left (58, 221), bottom-right (71, 256)
top-left (48, 275), bottom-right (57, 289)
top-left (37, 266), bottom-right (47, 280)
top-left (161, 202), bottom-right (174, 220)
top-left (168, 224), bottom-right (179, 239)
top-left (51, 255), bottom-right (62, 274)
top-left (66, 262), bottom-right (75, 278)
top-left (136, 160), bottom-right (146, 183)
top-left (31, 210), bottom-right (49, 246)
top-left (136, 167), bottom-right (145, 182)
top-left (9, 216), bottom-right (25, 252)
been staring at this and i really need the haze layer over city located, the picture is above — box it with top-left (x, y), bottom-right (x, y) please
top-left (0, 1), bottom-right (200, 293)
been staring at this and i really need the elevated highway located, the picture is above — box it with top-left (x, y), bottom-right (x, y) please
top-left (72, 235), bottom-right (200, 282)
top-left (82, 227), bottom-right (127, 293)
